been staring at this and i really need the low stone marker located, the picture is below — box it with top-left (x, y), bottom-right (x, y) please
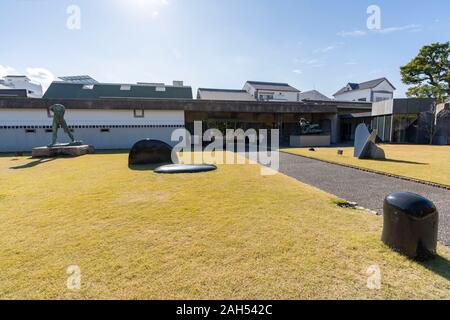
top-left (382, 192), bottom-right (438, 261)
top-left (129, 139), bottom-right (177, 165)
top-left (32, 143), bottom-right (94, 158)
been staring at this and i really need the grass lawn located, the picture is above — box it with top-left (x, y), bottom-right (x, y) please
top-left (0, 152), bottom-right (449, 300)
top-left (282, 145), bottom-right (450, 187)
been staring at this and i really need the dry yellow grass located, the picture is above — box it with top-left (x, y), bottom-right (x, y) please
top-left (282, 145), bottom-right (450, 186)
top-left (0, 152), bottom-right (449, 300)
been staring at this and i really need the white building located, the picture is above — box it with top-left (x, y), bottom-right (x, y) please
top-left (0, 80), bottom-right (192, 152)
top-left (333, 78), bottom-right (395, 102)
top-left (243, 81), bottom-right (301, 102)
top-left (0, 75), bottom-right (43, 98)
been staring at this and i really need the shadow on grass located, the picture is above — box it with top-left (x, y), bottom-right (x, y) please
top-left (420, 255), bottom-right (450, 281)
top-left (366, 158), bottom-right (428, 165)
top-left (128, 163), bottom-right (170, 171)
top-left (10, 158), bottom-right (58, 170)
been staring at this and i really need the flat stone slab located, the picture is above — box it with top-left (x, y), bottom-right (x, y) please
top-left (154, 164), bottom-right (217, 174)
top-left (32, 145), bottom-right (95, 158)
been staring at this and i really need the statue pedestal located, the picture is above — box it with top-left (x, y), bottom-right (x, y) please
top-left (32, 145), bottom-right (95, 158)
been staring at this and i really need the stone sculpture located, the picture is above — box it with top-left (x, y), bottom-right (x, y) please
top-left (354, 124), bottom-right (385, 160)
top-left (129, 139), bottom-right (178, 165)
top-left (154, 164), bottom-right (217, 174)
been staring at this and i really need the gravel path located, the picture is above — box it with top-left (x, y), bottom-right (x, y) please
top-left (276, 152), bottom-right (450, 247)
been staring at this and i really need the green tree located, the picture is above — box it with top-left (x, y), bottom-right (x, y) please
top-left (400, 42), bottom-right (450, 103)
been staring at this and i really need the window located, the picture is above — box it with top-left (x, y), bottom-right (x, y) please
top-left (82, 84), bottom-right (94, 90)
top-left (156, 86), bottom-right (166, 92)
top-left (134, 109), bottom-right (145, 118)
top-left (392, 114), bottom-right (419, 143)
top-left (25, 129), bottom-right (36, 133)
top-left (120, 85), bottom-right (131, 91)
top-left (100, 128), bottom-right (110, 133)
top-left (358, 98), bottom-right (367, 102)
top-left (259, 94), bottom-right (274, 101)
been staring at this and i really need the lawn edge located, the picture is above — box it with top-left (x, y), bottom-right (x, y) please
top-left (280, 150), bottom-right (450, 191)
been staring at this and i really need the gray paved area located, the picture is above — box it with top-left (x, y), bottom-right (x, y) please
top-left (276, 152), bottom-right (450, 246)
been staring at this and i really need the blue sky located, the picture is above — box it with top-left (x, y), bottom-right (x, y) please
top-left (0, 0), bottom-right (449, 97)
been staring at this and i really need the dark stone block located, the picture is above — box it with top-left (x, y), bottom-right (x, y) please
top-left (382, 192), bottom-right (438, 261)
top-left (129, 139), bottom-right (177, 165)
top-left (154, 164), bottom-right (217, 174)
top-left (354, 124), bottom-right (385, 159)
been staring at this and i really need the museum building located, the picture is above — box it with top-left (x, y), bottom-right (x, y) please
top-left (0, 79), bottom-right (373, 152)
top-left (0, 78), bottom-right (444, 153)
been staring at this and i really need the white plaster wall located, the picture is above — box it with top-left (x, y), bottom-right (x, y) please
top-left (373, 92), bottom-right (393, 102)
top-left (264, 91), bottom-right (299, 102)
top-left (0, 108), bottom-right (185, 152)
top-left (372, 100), bottom-right (394, 116)
top-left (374, 80), bottom-right (395, 93)
top-left (334, 89), bottom-right (371, 102)
top-left (0, 127), bottom-right (182, 152)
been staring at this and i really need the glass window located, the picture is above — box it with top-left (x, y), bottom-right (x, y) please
top-left (377, 116), bottom-right (385, 141)
top-left (384, 115), bottom-right (392, 142)
top-left (392, 114), bottom-right (419, 143)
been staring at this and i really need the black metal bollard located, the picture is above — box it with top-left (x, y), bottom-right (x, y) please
top-left (382, 192), bottom-right (438, 261)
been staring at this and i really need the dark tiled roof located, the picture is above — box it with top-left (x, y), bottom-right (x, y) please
top-left (43, 82), bottom-right (193, 100)
top-left (298, 90), bottom-right (331, 101)
top-left (334, 78), bottom-right (396, 96)
top-left (245, 81), bottom-right (300, 92)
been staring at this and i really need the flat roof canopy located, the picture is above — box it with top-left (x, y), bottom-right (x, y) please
top-left (0, 97), bottom-right (370, 114)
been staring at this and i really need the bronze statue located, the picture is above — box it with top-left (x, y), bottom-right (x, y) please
top-left (48, 104), bottom-right (76, 146)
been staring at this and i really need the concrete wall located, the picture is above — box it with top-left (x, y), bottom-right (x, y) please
top-left (0, 108), bottom-right (185, 152)
top-left (0, 126), bottom-right (182, 152)
top-left (290, 135), bottom-right (331, 147)
top-left (372, 100), bottom-right (394, 116)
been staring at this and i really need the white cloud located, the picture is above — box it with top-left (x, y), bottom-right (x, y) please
top-left (338, 24), bottom-right (422, 37)
top-left (313, 46), bottom-right (336, 54)
top-left (375, 24), bottom-right (422, 34)
top-left (345, 61), bottom-right (358, 65)
top-left (297, 58), bottom-right (319, 65)
top-left (173, 49), bottom-right (183, 60)
top-left (0, 65), bottom-right (19, 77)
top-left (292, 69), bottom-right (303, 75)
top-left (337, 30), bottom-right (367, 37)
top-left (117, 0), bottom-right (169, 19)
top-left (26, 67), bottom-right (55, 90)
top-left (0, 65), bottom-right (55, 91)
